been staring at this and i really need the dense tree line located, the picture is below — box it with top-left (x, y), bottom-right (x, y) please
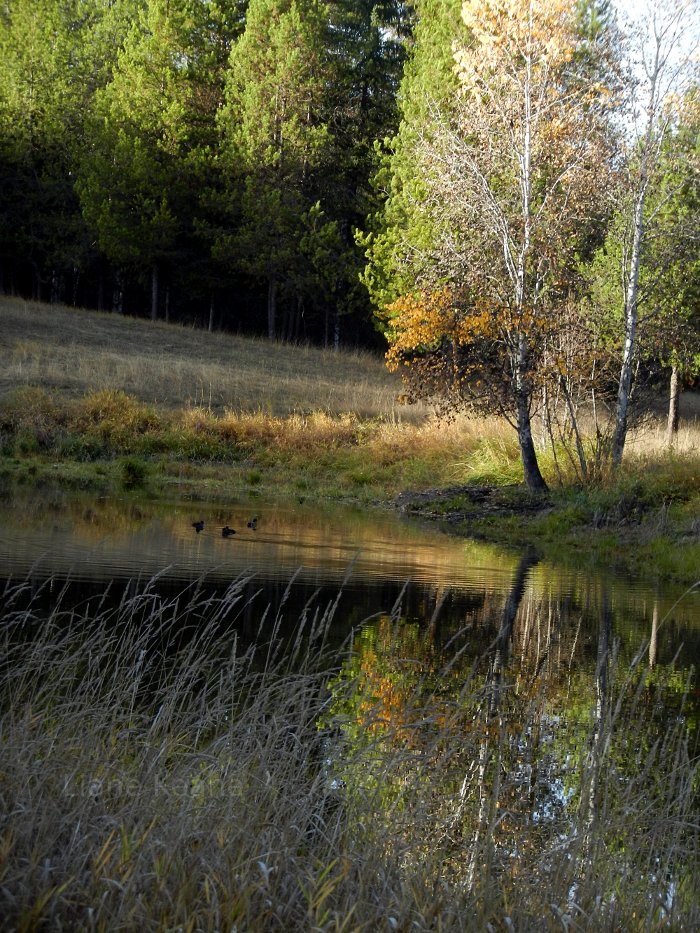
top-left (0, 0), bottom-right (412, 345)
top-left (1, 0), bottom-right (697, 479)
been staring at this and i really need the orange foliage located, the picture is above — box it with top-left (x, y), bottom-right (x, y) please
top-left (383, 287), bottom-right (559, 368)
top-left (381, 285), bottom-right (600, 419)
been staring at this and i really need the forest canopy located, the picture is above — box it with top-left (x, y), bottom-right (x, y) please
top-left (0, 0), bottom-right (413, 345)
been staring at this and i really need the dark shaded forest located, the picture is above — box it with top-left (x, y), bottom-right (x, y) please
top-left (0, 0), bottom-right (414, 347)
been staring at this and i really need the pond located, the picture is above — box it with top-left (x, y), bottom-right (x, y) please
top-left (1, 487), bottom-right (699, 927)
top-left (1, 486), bottom-right (698, 661)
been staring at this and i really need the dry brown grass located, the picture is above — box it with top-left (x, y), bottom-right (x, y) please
top-left (1, 577), bottom-right (698, 931)
top-left (627, 418), bottom-right (700, 458)
top-left (0, 297), bottom-right (429, 421)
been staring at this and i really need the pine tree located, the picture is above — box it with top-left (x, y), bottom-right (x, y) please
top-left (0, 0), bottom-right (143, 301)
top-left (77, 0), bottom-right (203, 318)
top-left (325, 0), bottom-right (413, 216)
top-left (319, 0), bottom-right (414, 345)
top-left (359, 0), bottom-right (465, 310)
top-left (218, 0), bottom-right (336, 339)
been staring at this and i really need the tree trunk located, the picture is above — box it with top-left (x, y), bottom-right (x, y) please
top-left (333, 306), bottom-right (340, 351)
top-left (50, 270), bottom-right (61, 304)
top-left (32, 265), bottom-right (41, 302)
top-left (517, 394), bottom-right (548, 492)
top-left (611, 226), bottom-right (642, 466)
top-left (464, 549), bottom-right (540, 888)
top-left (666, 364), bottom-right (680, 447)
top-left (208, 296), bottom-right (215, 333)
top-left (150, 262), bottom-right (158, 321)
top-left (583, 586), bottom-right (612, 861)
top-left (560, 376), bottom-right (588, 481)
top-left (112, 271), bottom-right (123, 314)
top-left (612, 33), bottom-right (661, 468)
top-left (267, 278), bottom-right (277, 340)
top-left (649, 598), bottom-right (659, 671)
top-left (97, 267), bottom-right (104, 312)
top-left (516, 335), bottom-right (548, 493)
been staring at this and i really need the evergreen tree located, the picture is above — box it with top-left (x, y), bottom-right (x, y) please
top-left (77, 0), bottom-right (203, 318)
top-left (1, 1), bottom-right (85, 298)
top-left (218, 0), bottom-right (336, 339)
top-left (0, 0), bottom-right (142, 301)
top-left (359, 0), bottom-right (465, 310)
top-left (164, 0), bottom-right (249, 323)
top-left (320, 1), bottom-right (414, 344)
top-left (325, 0), bottom-right (413, 217)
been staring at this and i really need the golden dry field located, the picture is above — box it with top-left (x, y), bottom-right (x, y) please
top-left (0, 296), bottom-right (427, 420)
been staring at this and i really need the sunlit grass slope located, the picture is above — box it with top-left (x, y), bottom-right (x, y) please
top-left (0, 296), bottom-right (421, 419)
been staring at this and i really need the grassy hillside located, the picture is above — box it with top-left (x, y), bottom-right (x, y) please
top-left (0, 296), bottom-right (424, 420)
top-left (1, 296), bottom-right (699, 584)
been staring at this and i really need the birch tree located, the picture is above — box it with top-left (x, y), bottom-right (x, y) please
top-left (584, 86), bottom-right (699, 453)
top-left (367, 0), bottom-right (618, 492)
top-left (610, 0), bottom-right (699, 465)
top-left (360, 0), bottom-right (466, 310)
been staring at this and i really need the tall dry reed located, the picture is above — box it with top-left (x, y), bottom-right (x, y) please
top-left (1, 574), bottom-right (698, 931)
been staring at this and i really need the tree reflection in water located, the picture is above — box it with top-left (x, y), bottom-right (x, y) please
top-left (326, 553), bottom-right (699, 924)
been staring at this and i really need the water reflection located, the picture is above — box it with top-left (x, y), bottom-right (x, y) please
top-left (1, 489), bottom-right (698, 925)
top-left (0, 488), bottom-right (698, 665)
top-left (0, 488), bottom-right (520, 591)
top-left (325, 553), bottom-right (698, 917)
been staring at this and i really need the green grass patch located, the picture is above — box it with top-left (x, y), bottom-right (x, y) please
top-left (117, 456), bottom-right (150, 491)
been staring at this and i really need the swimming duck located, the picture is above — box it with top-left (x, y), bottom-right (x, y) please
top-left (192, 520), bottom-right (205, 533)
top-left (247, 517), bottom-right (258, 530)
top-left (222, 525), bottom-right (236, 538)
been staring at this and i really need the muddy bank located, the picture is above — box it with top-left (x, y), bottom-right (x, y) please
top-left (396, 484), bottom-right (551, 523)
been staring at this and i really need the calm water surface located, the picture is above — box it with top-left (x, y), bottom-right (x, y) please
top-left (0, 487), bottom-right (697, 667)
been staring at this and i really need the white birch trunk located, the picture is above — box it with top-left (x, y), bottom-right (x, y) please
top-left (612, 0), bottom-right (695, 465)
top-left (666, 364), bottom-right (680, 446)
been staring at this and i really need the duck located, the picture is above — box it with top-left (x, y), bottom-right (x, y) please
top-left (192, 520), bottom-right (205, 533)
top-left (247, 517), bottom-right (258, 530)
top-left (222, 525), bottom-right (236, 538)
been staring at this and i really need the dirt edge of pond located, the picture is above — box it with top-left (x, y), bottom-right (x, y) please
top-left (394, 481), bottom-right (700, 587)
top-left (395, 484), bottom-right (552, 523)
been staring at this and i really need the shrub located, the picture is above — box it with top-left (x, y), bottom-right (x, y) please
top-left (118, 456), bottom-right (149, 490)
top-left (0, 386), bottom-right (67, 451)
top-left (70, 390), bottom-right (161, 446)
